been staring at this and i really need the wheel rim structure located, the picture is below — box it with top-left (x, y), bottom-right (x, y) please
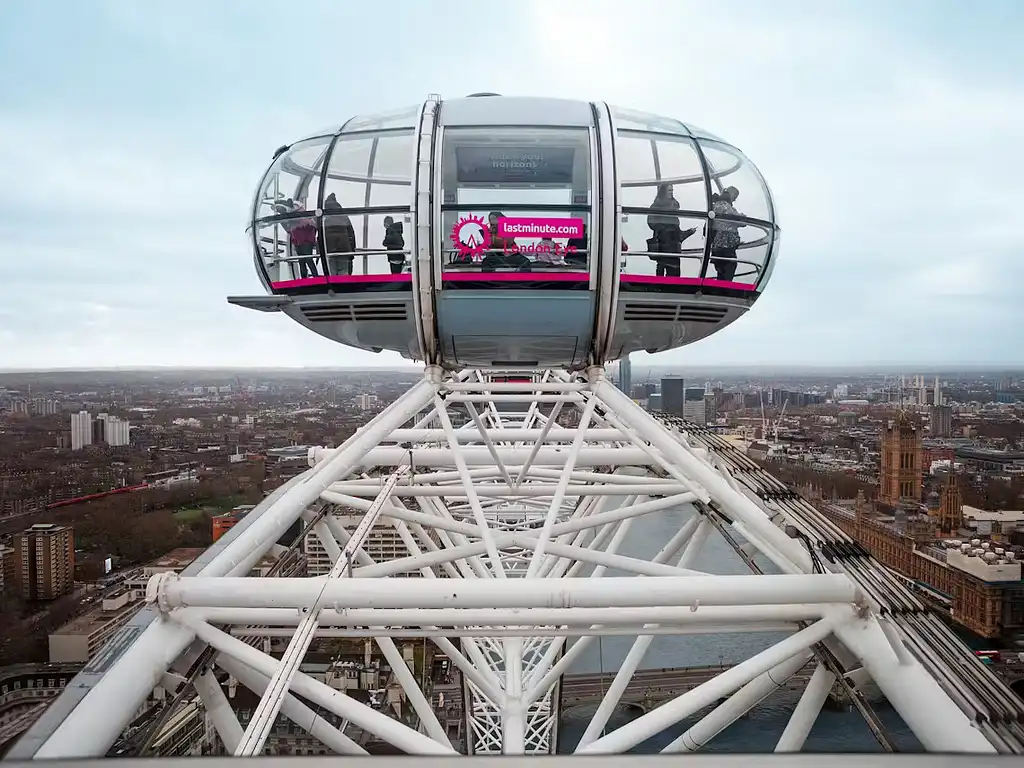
top-left (10, 366), bottom-right (1023, 760)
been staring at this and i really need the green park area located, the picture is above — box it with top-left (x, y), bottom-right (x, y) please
top-left (173, 496), bottom-right (249, 523)
top-left (173, 507), bottom-right (212, 522)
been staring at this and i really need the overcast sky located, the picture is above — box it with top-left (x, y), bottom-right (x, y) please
top-left (1, 0), bottom-right (1021, 370)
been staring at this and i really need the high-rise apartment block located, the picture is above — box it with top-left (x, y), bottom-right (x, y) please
top-left (0, 544), bottom-right (14, 594)
top-left (930, 404), bottom-right (953, 438)
top-left (70, 411), bottom-right (92, 451)
top-left (104, 416), bottom-right (131, 447)
top-left (93, 414), bottom-right (107, 444)
top-left (660, 378), bottom-right (685, 415)
top-left (31, 398), bottom-right (60, 416)
top-left (618, 355), bottom-right (632, 396)
top-left (11, 523), bottom-right (75, 600)
top-left (71, 411), bottom-right (130, 449)
top-left (303, 510), bottom-right (440, 577)
top-left (682, 387), bottom-right (708, 425)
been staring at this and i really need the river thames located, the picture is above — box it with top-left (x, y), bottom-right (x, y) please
top-left (557, 505), bottom-right (920, 753)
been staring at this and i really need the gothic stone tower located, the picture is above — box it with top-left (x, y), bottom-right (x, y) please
top-left (938, 472), bottom-right (964, 535)
top-left (879, 411), bottom-right (923, 507)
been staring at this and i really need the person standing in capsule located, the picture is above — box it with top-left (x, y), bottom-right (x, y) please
top-left (647, 184), bottom-right (696, 277)
top-left (323, 193), bottom-right (357, 276)
top-left (273, 198), bottom-right (319, 279)
top-left (710, 186), bottom-right (742, 282)
top-left (382, 216), bottom-right (406, 274)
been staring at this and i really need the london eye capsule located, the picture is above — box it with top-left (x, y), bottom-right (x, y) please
top-left (229, 95), bottom-right (780, 369)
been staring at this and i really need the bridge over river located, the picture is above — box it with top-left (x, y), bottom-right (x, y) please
top-left (559, 658), bottom-right (1024, 714)
top-left (559, 664), bottom-right (815, 712)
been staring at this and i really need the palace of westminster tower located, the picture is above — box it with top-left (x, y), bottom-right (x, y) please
top-left (879, 410), bottom-right (963, 533)
top-left (879, 411), bottom-right (923, 506)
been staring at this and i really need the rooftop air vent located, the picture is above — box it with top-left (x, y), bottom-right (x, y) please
top-left (467, 92), bottom-right (501, 98)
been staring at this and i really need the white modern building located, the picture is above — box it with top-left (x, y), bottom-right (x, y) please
top-left (104, 416), bottom-right (130, 447)
top-left (70, 411), bottom-right (92, 451)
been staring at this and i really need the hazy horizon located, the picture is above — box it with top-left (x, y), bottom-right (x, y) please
top-left (1, 363), bottom-right (1021, 376)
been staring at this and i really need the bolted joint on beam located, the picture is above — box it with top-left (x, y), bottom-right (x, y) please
top-left (423, 364), bottom-right (445, 387)
top-left (145, 571), bottom-right (179, 614)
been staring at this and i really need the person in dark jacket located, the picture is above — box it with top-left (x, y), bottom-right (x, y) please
top-left (322, 192), bottom-right (356, 276)
top-left (710, 186), bottom-right (742, 281)
top-left (382, 216), bottom-right (406, 274)
top-left (647, 185), bottom-right (696, 277)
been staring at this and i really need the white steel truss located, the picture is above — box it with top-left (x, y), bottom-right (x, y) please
top-left (19, 366), bottom-right (1019, 759)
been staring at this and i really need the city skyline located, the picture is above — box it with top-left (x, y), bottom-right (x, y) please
top-left (1, 0), bottom-right (1021, 368)
top-left (2, 363), bottom-right (1023, 374)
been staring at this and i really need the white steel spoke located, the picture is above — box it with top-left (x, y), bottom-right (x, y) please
top-left (576, 508), bottom-right (714, 748)
top-left (576, 612), bottom-right (850, 753)
top-left (194, 669), bottom-right (243, 753)
top-left (433, 394), bottom-right (506, 579)
top-left (776, 663), bottom-right (837, 752)
top-left (525, 398), bottom-right (598, 577)
top-left (662, 651), bottom-right (813, 752)
top-left (462, 401), bottom-right (516, 487)
top-left (233, 466), bottom-right (408, 756)
top-left (218, 656), bottom-right (367, 755)
top-left (176, 614), bottom-right (455, 755)
top-left (515, 401), bottom-right (565, 488)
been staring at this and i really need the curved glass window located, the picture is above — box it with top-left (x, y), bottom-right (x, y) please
top-left (252, 137), bottom-right (332, 285)
top-left (341, 105), bottom-right (420, 134)
top-left (620, 212), bottom-right (707, 281)
top-left (617, 131), bottom-right (707, 213)
top-left (614, 121), bottom-right (777, 291)
top-left (610, 106), bottom-right (690, 137)
top-left (757, 231), bottom-right (780, 293)
top-left (252, 129), bottom-right (414, 286)
top-left (254, 137), bottom-right (332, 220)
top-left (322, 131), bottom-right (414, 209)
top-left (320, 129), bottom-right (414, 280)
top-left (439, 127), bottom-right (592, 279)
top-left (705, 219), bottom-right (771, 288)
top-left (618, 129), bottom-right (707, 284)
top-left (254, 214), bottom-right (320, 284)
top-left (321, 136), bottom-right (374, 209)
top-left (697, 140), bottom-right (772, 223)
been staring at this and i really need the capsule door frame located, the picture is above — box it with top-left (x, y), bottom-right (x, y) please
top-left (410, 95), bottom-right (442, 365)
top-left (591, 101), bottom-right (621, 365)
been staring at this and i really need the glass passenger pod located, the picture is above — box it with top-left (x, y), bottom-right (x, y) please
top-left (251, 106), bottom-right (418, 295)
top-left (611, 106), bottom-right (779, 299)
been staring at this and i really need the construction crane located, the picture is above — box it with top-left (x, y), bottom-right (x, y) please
top-left (772, 398), bottom-right (789, 444)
